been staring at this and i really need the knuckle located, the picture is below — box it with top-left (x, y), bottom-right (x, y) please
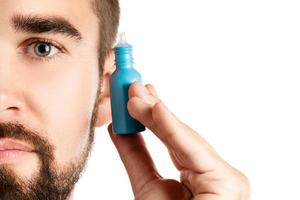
top-left (238, 172), bottom-right (251, 199)
top-left (226, 169), bottom-right (251, 199)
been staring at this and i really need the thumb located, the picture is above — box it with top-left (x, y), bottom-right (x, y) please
top-left (107, 123), bottom-right (161, 194)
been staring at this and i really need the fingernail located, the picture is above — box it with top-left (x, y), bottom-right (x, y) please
top-left (140, 84), bottom-right (151, 94)
top-left (139, 85), bottom-right (152, 100)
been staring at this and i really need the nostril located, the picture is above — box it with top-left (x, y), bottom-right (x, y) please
top-left (0, 107), bottom-right (18, 113)
top-left (8, 107), bottom-right (18, 110)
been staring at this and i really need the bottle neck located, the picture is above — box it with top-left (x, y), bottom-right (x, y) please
top-left (114, 44), bottom-right (135, 69)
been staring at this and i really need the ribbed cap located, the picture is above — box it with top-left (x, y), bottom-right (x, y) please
top-left (114, 32), bottom-right (134, 68)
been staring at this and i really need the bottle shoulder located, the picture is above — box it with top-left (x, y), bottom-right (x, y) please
top-left (111, 68), bottom-right (142, 83)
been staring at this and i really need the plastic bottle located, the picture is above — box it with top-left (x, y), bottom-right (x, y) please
top-left (110, 32), bottom-right (146, 134)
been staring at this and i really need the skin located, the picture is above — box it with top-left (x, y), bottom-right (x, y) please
top-left (0, 0), bottom-right (250, 199)
top-left (0, 0), bottom-right (100, 198)
top-left (107, 82), bottom-right (250, 200)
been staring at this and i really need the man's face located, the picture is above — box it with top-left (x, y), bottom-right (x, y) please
top-left (0, 0), bottom-right (107, 199)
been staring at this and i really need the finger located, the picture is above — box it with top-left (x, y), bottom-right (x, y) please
top-left (129, 82), bottom-right (160, 107)
top-left (151, 101), bottom-right (223, 172)
top-left (107, 123), bottom-right (161, 194)
top-left (180, 169), bottom-right (220, 196)
top-left (127, 82), bottom-right (161, 129)
top-left (127, 82), bottom-right (224, 173)
top-left (193, 195), bottom-right (221, 200)
top-left (145, 83), bottom-right (158, 98)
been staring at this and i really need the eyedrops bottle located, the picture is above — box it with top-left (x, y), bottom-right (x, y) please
top-left (110, 32), bottom-right (146, 134)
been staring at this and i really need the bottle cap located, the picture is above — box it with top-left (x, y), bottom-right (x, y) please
top-left (116, 32), bottom-right (129, 46)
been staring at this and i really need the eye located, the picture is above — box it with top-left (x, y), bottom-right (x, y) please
top-left (29, 42), bottom-right (59, 57)
top-left (20, 38), bottom-right (67, 62)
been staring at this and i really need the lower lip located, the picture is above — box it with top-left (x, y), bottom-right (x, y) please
top-left (0, 150), bottom-right (35, 164)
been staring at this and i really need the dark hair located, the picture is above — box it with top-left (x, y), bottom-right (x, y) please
top-left (89, 0), bottom-right (120, 132)
top-left (91, 0), bottom-right (120, 79)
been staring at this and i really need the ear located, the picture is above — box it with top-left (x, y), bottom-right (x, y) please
top-left (95, 49), bottom-right (116, 127)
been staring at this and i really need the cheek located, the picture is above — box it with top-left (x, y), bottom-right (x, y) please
top-left (24, 58), bottom-right (99, 164)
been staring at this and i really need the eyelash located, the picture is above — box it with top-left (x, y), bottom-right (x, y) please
top-left (21, 38), bottom-right (67, 62)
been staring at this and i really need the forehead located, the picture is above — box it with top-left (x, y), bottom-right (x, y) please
top-left (1, 0), bottom-right (99, 39)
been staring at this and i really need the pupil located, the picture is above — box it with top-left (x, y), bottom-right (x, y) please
top-left (35, 43), bottom-right (51, 56)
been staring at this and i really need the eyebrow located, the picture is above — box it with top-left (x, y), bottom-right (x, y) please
top-left (11, 13), bottom-right (82, 41)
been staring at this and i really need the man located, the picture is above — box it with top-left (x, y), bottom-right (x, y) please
top-left (0, 0), bottom-right (250, 199)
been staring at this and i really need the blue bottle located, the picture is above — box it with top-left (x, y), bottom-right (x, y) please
top-left (110, 32), bottom-right (146, 134)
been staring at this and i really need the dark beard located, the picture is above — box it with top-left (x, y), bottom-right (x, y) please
top-left (0, 121), bottom-right (95, 200)
top-left (0, 162), bottom-right (82, 200)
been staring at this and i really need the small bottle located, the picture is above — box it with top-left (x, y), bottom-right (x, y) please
top-left (110, 32), bottom-right (146, 134)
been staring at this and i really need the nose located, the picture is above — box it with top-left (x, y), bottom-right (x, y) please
top-left (0, 42), bottom-right (25, 121)
top-left (0, 65), bottom-right (23, 120)
top-left (0, 91), bottom-right (21, 119)
top-left (0, 94), bottom-right (17, 110)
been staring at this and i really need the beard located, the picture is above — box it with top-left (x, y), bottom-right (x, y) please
top-left (0, 69), bottom-right (102, 200)
top-left (0, 100), bottom-right (99, 200)
top-left (0, 121), bottom-right (95, 200)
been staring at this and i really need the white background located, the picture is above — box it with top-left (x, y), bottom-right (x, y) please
top-left (74, 0), bottom-right (300, 199)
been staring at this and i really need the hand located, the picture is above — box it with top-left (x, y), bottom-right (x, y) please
top-left (108, 82), bottom-right (250, 200)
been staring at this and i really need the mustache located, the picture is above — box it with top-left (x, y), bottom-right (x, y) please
top-left (0, 122), bottom-right (54, 161)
